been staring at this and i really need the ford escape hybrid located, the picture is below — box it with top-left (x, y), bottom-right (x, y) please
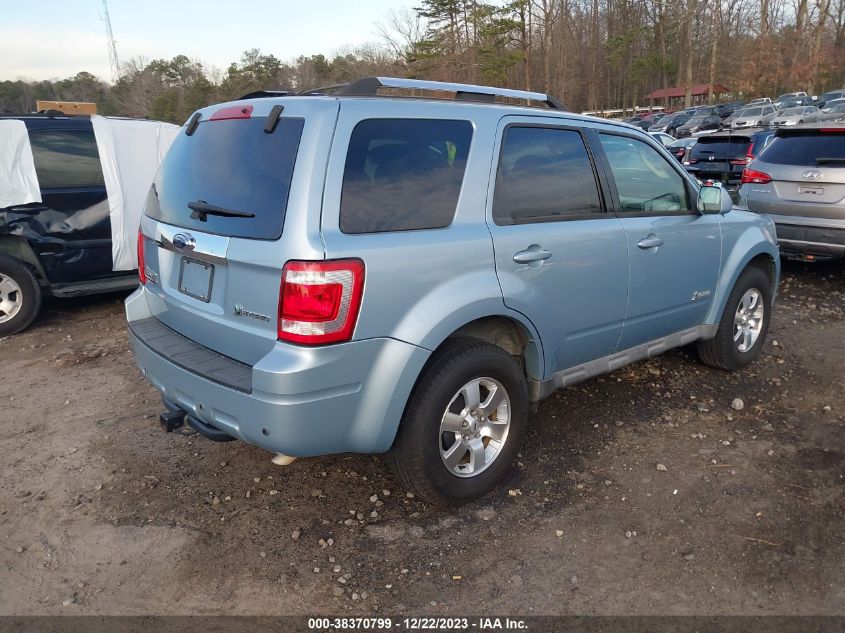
top-left (128, 77), bottom-right (781, 504)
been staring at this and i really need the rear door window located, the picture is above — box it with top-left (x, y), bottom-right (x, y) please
top-left (28, 128), bottom-right (105, 188)
top-left (760, 133), bottom-right (845, 166)
top-left (492, 126), bottom-right (603, 224)
top-left (145, 116), bottom-right (304, 240)
top-left (339, 118), bottom-right (473, 234)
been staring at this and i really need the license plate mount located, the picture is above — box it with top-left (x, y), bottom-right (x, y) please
top-left (798, 185), bottom-right (824, 196)
top-left (179, 258), bottom-right (214, 302)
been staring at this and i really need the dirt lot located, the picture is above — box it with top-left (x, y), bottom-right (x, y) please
top-left (1, 261), bottom-right (843, 616)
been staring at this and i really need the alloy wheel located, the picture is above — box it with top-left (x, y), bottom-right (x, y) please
top-left (734, 288), bottom-right (765, 353)
top-left (0, 274), bottom-right (23, 324)
top-left (439, 377), bottom-right (511, 478)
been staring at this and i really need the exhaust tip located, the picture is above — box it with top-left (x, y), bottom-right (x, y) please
top-left (271, 453), bottom-right (297, 466)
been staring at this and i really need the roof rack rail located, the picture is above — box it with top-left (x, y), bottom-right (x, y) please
top-left (297, 84), bottom-right (349, 96)
top-left (338, 76), bottom-right (567, 111)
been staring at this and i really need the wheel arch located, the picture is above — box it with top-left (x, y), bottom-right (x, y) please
top-left (0, 236), bottom-right (47, 285)
top-left (432, 313), bottom-right (544, 381)
top-left (375, 311), bottom-right (544, 453)
top-left (706, 240), bottom-right (780, 327)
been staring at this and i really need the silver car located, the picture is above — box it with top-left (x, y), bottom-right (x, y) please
top-left (732, 105), bottom-right (778, 129)
top-left (773, 92), bottom-right (807, 108)
top-left (820, 102), bottom-right (845, 122)
top-left (649, 131), bottom-right (675, 146)
top-left (771, 106), bottom-right (820, 127)
top-left (739, 124), bottom-right (845, 260)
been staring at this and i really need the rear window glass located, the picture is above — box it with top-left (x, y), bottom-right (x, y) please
top-left (340, 118), bottom-right (473, 234)
top-left (29, 128), bottom-right (105, 188)
top-left (145, 116), bottom-right (304, 240)
top-left (691, 139), bottom-right (750, 159)
top-left (493, 126), bottom-right (602, 224)
top-left (760, 134), bottom-right (845, 166)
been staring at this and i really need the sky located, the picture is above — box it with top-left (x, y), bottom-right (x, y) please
top-left (0, 0), bottom-right (414, 82)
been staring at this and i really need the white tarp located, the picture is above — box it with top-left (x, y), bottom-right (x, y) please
top-left (0, 119), bottom-right (42, 208)
top-left (92, 116), bottom-right (180, 271)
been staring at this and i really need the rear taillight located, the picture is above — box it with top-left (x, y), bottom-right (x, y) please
top-left (687, 159), bottom-right (699, 164)
top-left (741, 168), bottom-right (772, 185)
top-left (138, 229), bottom-right (146, 285)
top-left (278, 259), bottom-right (365, 345)
top-left (729, 159), bottom-right (747, 165)
top-left (745, 142), bottom-right (755, 161)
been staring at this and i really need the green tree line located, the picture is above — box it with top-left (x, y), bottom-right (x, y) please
top-left (2, 0), bottom-right (844, 122)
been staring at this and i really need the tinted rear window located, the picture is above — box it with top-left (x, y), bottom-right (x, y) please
top-left (145, 116), bottom-right (304, 240)
top-left (29, 128), bottom-right (105, 188)
top-left (691, 139), bottom-right (750, 159)
top-left (339, 118), bottom-right (473, 234)
top-left (760, 134), bottom-right (845, 166)
top-left (493, 126), bottom-right (602, 224)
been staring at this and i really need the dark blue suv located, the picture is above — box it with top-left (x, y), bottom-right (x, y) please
top-left (1, 114), bottom-right (141, 334)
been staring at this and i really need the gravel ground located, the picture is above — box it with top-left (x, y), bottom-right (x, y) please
top-left (1, 260), bottom-right (843, 615)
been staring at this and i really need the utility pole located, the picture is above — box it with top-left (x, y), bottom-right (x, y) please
top-left (102, 0), bottom-right (121, 81)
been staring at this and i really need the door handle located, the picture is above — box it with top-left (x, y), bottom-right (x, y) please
top-left (513, 246), bottom-right (552, 264)
top-left (637, 235), bottom-right (664, 249)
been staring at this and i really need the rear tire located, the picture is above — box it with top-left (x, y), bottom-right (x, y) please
top-left (0, 255), bottom-right (41, 336)
top-left (387, 338), bottom-right (529, 505)
top-left (697, 266), bottom-right (772, 371)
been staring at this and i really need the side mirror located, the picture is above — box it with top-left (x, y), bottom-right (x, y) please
top-left (697, 183), bottom-right (732, 214)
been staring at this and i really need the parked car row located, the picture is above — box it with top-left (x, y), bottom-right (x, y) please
top-left (636, 89), bottom-right (845, 138)
top-left (667, 121), bottom-right (845, 263)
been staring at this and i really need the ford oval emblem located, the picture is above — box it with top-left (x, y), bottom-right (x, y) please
top-left (172, 233), bottom-right (194, 250)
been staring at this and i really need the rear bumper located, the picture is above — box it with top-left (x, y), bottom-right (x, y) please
top-left (743, 211), bottom-right (845, 259)
top-left (775, 224), bottom-right (845, 259)
top-left (126, 288), bottom-right (430, 457)
top-left (738, 197), bottom-right (845, 258)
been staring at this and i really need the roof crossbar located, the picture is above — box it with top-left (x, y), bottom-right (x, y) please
top-left (338, 76), bottom-right (567, 111)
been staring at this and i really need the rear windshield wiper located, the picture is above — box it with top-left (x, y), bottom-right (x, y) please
top-left (188, 200), bottom-right (255, 221)
top-left (815, 157), bottom-right (845, 164)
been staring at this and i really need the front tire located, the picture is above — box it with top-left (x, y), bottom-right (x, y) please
top-left (387, 338), bottom-right (529, 505)
top-left (0, 255), bottom-right (41, 336)
top-left (697, 266), bottom-right (772, 371)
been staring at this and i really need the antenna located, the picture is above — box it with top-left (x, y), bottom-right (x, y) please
top-left (102, 0), bottom-right (121, 81)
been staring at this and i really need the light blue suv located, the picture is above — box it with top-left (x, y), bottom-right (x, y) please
top-left (128, 77), bottom-right (780, 504)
